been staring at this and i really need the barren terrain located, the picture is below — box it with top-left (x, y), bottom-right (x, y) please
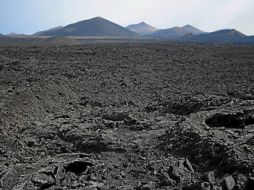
top-left (0, 42), bottom-right (254, 190)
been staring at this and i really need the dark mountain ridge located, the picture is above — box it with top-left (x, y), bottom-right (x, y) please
top-left (182, 29), bottom-right (254, 43)
top-left (2, 17), bottom-right (253, 44)
top-left (127, 22), bottom-right (157, 35)
top-left (36, 17), bottom-right (139, 37)
top-left (35, 26), bottom-right (63, 36)
top-left (148, 25), bottom-right (204, 39)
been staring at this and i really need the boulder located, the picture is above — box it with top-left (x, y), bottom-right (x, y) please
top-left (221, 175), bottom-right (235, 190)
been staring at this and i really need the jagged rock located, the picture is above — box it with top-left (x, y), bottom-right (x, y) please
top-left (201, 182), bottom-right (211, 190)
top-left (205, 171), bottom-right (215, 183)
top-left (221, 175), bottom-right (235, 190)
top-left (13, 182), bottom-right (27, 190)
top-left (159, 172), bottom-right (174, 186)
top-left (179, 158), bottom-right (194, 173)
top-left (235, 173), bottom-right (248, 190)
top-left (211, 185), bottom-right (223, 190)
top-left (103, 119), bottom-right (118, 128)
top-left (102, 112), bottom-right (137, 126)
top-left (136, 182), bottom-right (156, 190)
top-left (168, 166), bottom-right (181, 183)
top-left (0, 168), bottom-right (18, 190)
top-left (31, 172), bottom-right (56, 189)
top-left (147, 94), bottom-right (232, 115)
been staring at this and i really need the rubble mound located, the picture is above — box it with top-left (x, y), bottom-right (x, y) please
top-left (160, 105), bottom-right (254, 189)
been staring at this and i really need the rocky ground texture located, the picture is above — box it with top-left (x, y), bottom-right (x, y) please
top-left (0, 42), bottom-right (254, 189)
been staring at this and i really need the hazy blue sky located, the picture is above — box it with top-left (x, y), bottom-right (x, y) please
top-left (0, 0), bottom-right (253, 35)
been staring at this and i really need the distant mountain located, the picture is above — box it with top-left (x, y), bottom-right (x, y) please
top-left (182, 29), bottom-right (254, 43)
top-left (7, 33), bottom-right (26, 36)
top-left (127, 22), bottom-right (157, 35)
top-left (248, 36), bottom-right (254, 41)
top-left (35, 26), bottom-right (63, 36)
top-left (0, 33), bottom-right (3, 36)
top-left (35, 17), bottom-right (139, 37)
top-left (148, 25), bottom-right (204, 39)
top-left (182, 25), bottom-right (204, 35)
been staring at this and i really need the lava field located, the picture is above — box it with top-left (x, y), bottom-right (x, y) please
top-left (0, 42), bottom-right (254, 190)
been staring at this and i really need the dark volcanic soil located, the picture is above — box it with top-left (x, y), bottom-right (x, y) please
top-left (0, 42), bottom-right (254, 190)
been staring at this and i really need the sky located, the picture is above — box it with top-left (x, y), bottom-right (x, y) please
top-left (0, 0), bottom-right (254, 35)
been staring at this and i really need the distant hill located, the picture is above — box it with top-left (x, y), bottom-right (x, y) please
top-left (248, 36), bottom-right (254, 41)
top-left (7, 33), bottom-right (26, 36)
top-left (127, 22), bottom-right (157, 35)
top-left (36, 17), bottom-right (139, 37)
top-left (35, 26), bottom-right (63, 36)
top-left (148, 25), bottom-right (204, 39)
top-left (182, 29), bottom-right (254, 43)
top-left (182, 25), bottom-right (204, 35)
top-left (42, 36), bottom-right (80, 46)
